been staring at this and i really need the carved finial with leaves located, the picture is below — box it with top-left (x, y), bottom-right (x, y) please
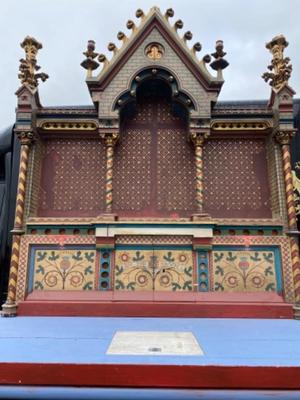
top-left (262, 35), bottom-right (292, 91)
top-left (18, 36), bottom-right (48, 90)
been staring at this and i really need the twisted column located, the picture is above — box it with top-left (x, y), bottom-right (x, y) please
top-left (100, 131), bottom-right (119, 214)
top-left (190, 131), bottom-right (209, 214)
top-left (2, 131), bottom-right (34, 316)
top-left (275, 130), bottom-right (300, 303)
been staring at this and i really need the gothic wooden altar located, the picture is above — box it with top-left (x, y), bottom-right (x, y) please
top-left (2, 7), bottom-right (300, 318)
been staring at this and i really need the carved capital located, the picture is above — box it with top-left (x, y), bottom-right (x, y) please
top-left (100, 131), bottom-right (119, 147)
top-left (18, 36), bottom-right (48, 90)
top-left (190, 130), bottom-right (210, 147)
top-left (274, 129), bottom-right (295, 145)
top-left (16, 131), bottom-right (35, 146)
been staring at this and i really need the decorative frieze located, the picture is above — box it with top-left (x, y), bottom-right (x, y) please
top-left (211, 120), bottom-right (272, 131)
top-left (39, 120), bottom-right (98, 131)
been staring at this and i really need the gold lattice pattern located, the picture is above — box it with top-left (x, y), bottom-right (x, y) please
top-left (39, 139), bottom-right (106, 213)
top-left (203, 139), bottom-right (271, 217)
top-left (114, 129), bottom-right (152, 211)
top-left (157, 129), bottom-right (196, 211)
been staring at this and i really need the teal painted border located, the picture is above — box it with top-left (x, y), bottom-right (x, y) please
top-left (116, 245), bottom-right (192, 251)
top-left (197, 251), bottom-right (209, 292)
top-left (96, 223), bottom-right (214, 228)
top-left (213, 245), bottom-right (282, 292)
top-left (99, 249), bottom-right (112, 291)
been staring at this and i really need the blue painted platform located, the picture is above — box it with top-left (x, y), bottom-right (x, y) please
top-left (1, 317), bottom-right (300, 396)
top-left (0, 317), bottom-right (300, 366)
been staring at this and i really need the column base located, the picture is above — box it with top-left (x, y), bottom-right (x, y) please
top-left (191, 213), bottom-right (211, 222)
top-left (1, 300), bottom-right (17, 317)
top-left (293, 304), bottom-right (300, 320)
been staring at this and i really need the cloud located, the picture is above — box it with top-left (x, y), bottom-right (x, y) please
top-left (0, 0), bottom-right (299, 128)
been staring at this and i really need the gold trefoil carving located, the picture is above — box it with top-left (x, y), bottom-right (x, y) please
top-left (145, 43), bottom-right (164, 60)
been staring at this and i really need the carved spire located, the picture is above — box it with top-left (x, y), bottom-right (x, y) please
top-left (262, 35), bottom-right (292, 91)
top-left (210, 40), bottom-right (229, 71)
top-left (81, 40), bottom-right (99, 77)
top-left (18, 36), bottom-right (48, 90)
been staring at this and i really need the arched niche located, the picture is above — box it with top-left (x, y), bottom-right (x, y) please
top-left (113, 67), bottom-right (196, 114)
top-left (113, 77), bottom-right (196, 218)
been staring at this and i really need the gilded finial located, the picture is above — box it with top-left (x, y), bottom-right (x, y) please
top-left (165, 8), bottom-right (174, 20)
top-left (210, 40), bottom-right (229, 71)
top-left (98, 54), bottom-right (109, 69)
top-left (117, 31), bottom-right (128, 45)
top-left (136, 9), bottom-right (145, 20)
top-left (108, 42), bottom-right (118, 56)
top-left (127, 20), bottom-right (136, 33)
top-left (203, 54), bottom-right (211, 63)
top-left (81, 40), bottom-right (99, 77)
top-left (192, 42), bottom-right (202, 55)
top-left (174, 20), bottom-right (183, 32)
top-left (262, 34), bottom-right (292, 91)
top-left (184, 31), bottom-right (193, 43)
top-left (18, 36), bottom-right (48, 90)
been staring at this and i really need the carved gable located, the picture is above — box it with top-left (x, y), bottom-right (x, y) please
top-left (82, 7), bottom-right (228, 122)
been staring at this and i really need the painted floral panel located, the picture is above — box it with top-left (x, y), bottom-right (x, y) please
top-left (33, 249), bottom-right (96, 291)
top-left (114, 249), bottom-right (193, 291)
top-left (213, 250), bottom-right (278, 292)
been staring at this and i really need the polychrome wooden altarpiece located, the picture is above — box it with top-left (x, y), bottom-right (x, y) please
top-left (2, 8), bottom-right (300, 318)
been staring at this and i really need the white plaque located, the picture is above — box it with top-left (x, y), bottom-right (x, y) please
top-left (106, 331), bottom-right (204, 355)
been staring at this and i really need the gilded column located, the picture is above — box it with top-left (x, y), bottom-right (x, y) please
top-left (2, 131), bottom-right (34, 316)
top-left (100, 131), bottom-right (119, 214)
top-left (190, 130), bottom-right (209, 215)
top-left (275, 130), bottom-right (300, 303)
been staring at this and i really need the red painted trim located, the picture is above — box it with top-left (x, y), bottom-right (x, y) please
top-left (1, 363), bottom-right (300, 388)
top-left (24, 290), bottom-right (286, 302)
top-left (18, 291), bottom-right (293, 318)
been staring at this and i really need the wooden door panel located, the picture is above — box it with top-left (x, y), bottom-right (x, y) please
top-left (114, 248), bottom-right (194, 292)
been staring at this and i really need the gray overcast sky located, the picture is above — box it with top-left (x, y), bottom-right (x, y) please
top-left (1, 0), bottom-right (300, 129)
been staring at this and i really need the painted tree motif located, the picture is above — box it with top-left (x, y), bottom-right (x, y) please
top-left (33, 249), bottom-right (95, 291)
top-left (213, 250), bottom-right (277, 292)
